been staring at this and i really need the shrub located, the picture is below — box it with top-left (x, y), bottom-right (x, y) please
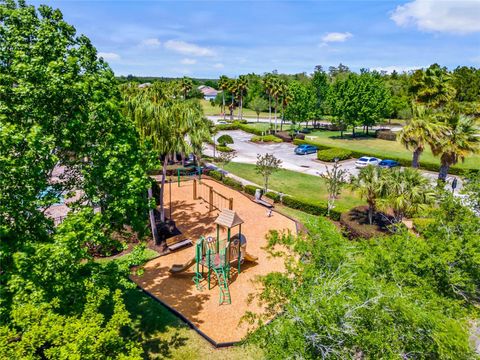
top-left (217, 134), bottom-right (234, 145)
top-left (294, 133), bottom-right (305, 140)
top-left (317, 148), bottom-right (352, 162)
top-left (216, 145), bottom-right (234, 152)
top-left (265, 191), bottom-right (280, 203)
top-left (215, 123), bottom-right (239, 131)
top-left (282, 196), bottom-right (341, 221)
top-left (208, 170), bottom-right (223, 181)
top-left (237, 123), bottom-right (265, 136)
top-left (251, 135), bottom-right (282, 143)
top-left (275, 131), bottom-right (293, 142)
top-left (412, 217), bottom-right (434, 234)
top-left (244, 184), bottom-right (261, 196)
top-left (222, 176), bottom-right (243, 191)
top-left (376, 129), bottom-right (397, 141)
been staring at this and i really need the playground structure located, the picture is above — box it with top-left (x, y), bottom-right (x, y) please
top-left (176, 166), bottom-right (202, 186)
top-left (132, 179), bottom-right (297, 344)
top-left (170, 209), bottom-right (258, 305)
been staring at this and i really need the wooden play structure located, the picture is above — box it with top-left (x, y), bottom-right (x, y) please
top-left (170, 209), bottom-right (258, 305)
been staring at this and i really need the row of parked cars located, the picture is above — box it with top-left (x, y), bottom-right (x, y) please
top-left (294, 144), bottom-right (400, 169)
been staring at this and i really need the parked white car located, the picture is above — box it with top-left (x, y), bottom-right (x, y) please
top-left (355, 156), bottom-right (381, 168)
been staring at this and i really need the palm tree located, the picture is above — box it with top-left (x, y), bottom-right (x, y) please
top-left (431, 114), bottom-right (479, 181)
top-left (351, 166), bottom-right (387, 224)
top-left (228, 79), bottom-right (238, 120)
top-left (270, 78), bottom-right (284, 133)
top-left (381, 168), bottom-right (435, 223)
top-left (180, 77), bottom-right (193, 100)
top-left (218, 75), bottom-right (229, 119)
top-left (236, 75), bottom-right (248, 120)
top-left (398, 105), bottom-right (446, 168)
top-left (410, 64), bottom-right (456, 109)
top-left (262, 74), bottom-right (274, 126)
top-left (279, 82), bottom-right (292, 131)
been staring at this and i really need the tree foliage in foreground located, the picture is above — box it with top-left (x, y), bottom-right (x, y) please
top-left (249, 197), bottom-right (479, 359)
top-left (1, 1), bottom-right (151, 357)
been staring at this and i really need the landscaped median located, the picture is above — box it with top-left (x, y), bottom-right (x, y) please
top-left (293, 138), bottom-right (479, 175)
top-left (250, 134), bottom-right (283, 143)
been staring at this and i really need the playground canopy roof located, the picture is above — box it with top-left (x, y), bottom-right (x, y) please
top-left (214, 209), bottom-right (244, 229)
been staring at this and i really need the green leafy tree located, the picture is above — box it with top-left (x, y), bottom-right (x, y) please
top-left (327, 71), bottom-right (391, 137)
top-left (217, 134), bottom-right (234, 146)
top-left (250, 96), bottom-right (268, 122)
top-left (319, 161), bottom-right (347, 216)
top-left (284, 81), bottom-right (316, 127)
top-left (262, 74), bottom-right (275, 125)
top-left (0, 1), bottom-right (149, 357)
top-left (462, 171), bottom-right (480, 214)
top-left (179, 76), bottom-right (193, 99)
top-left (311, 65), bottom-right (330, 120)
top-left (236, 75), bottom-right (249, 120)
top-left (255, 153), bottom-right (282, 192)
top-left (398, 105), bottom-right (446, 168)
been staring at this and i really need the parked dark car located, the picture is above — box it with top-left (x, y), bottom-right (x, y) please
top-left (378, 159), bottom-right (400, 169)
top-left (295, 144), bottom-right (318, 155)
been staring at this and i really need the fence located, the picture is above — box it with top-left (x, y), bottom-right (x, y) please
top-left (177, 166), bottom-right (202, 187)
top-left (194, 179), bottom-right (233, 212)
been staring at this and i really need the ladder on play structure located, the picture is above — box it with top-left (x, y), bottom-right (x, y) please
top-left (213, 267), bottom-right (231, 305)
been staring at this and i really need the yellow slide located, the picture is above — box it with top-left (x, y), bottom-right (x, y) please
top-left (243, 252), bottom-right (258, 262)
top-left (169, 257), bottom-right (196, 274)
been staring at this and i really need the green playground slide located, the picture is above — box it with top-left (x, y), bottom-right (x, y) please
top-left (212, 267), bottom-right (231, 305)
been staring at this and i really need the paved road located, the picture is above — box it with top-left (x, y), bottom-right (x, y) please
top-left (204, 129), bottom-right (463, 191)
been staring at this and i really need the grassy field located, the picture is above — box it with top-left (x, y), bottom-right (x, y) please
top-left (223, 162), bottom-right (364, 211)
top-left (201, 99), bottom-right (271, 119)
top-left (305, 130), bottom-right (480, 170)
top-left (241, 122), bottom-right (292, 132)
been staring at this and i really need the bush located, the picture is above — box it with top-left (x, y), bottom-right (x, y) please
top-left (265, 191), bottom-right (280, 203)
top-left (216, 145), bottom-right (234, 152)
top-left (217, 134), bottom-right (234, 145)
top-left (208, 170), bottom-right (223, 181)
top-left (237, 123), bottom-right (265, 136)
top-left (317, 148), bottom-right (352, 162)
top-left (244, 184), bottom-right (261, 196)
top-left (282, 196), bottom-right (341, 221)
top-left (251, 135), bottom-right (282, 143)
top-left (376, 129), bottom-right (397, 141)
top-left (222, 176), bottom-right (243, 191)
top-left (275, 131), bottom-right (293, 142)
top-left (412, 217), bottom-right (434, 234)
top-left (215, 123), bottom-right (239, 131)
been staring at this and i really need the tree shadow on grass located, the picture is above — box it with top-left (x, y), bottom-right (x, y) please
top-left (123, 287), bottom-right (189, 359)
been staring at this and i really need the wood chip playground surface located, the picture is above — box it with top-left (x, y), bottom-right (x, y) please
top-left (131, 178), bottom-right (297, 345)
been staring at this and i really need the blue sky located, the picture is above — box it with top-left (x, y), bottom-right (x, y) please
top-left (33, 0), bottom-right (480, 77)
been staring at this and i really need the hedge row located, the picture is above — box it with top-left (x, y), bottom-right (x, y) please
top-left (317, 148), bottom-right (352, 162)
top-left (375, 129), bottom-right (397, 141)
top-left (216, 145), bottom-right (234, 152)
top-left (293, 138), bottom-right (472, 175)
top-left (251, 135), bottom-right (283, 143)
top-left (282, 196), bottom-right (342, 221)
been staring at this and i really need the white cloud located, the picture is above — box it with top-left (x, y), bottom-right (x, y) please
top-left (180, 58), bottom-right (197, 65)
top-left (164, 40), bottom-right (215, 57)
top-left (371, 65), bottom-right (424, 74)
top-left (391, 0), bottom-right (480, 34)
top-left (97, 52), bottom-right (120, 61)
top-left (140, 38), bottom-right (161, 47)
top-left (213, 63), bottom-right (224, 69)
top-left (321, 32), bottom-right (353, 43)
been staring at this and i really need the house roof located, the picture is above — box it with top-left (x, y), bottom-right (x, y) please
top-left (214, 209), bottom-right (244, 229)
top-left (198, 85), bottom-right (218, 96)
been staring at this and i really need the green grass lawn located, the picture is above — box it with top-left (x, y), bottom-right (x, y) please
top-left (201, 99), bottom-right (271, 118)
top-left (305, 130), bottom-right (480, 170)
top-left (124, 287), bottom-right (263, 359)
top-left (223, 162), bottom-right (364, 211)
top-left (241, 122), bottom-right (292, 132)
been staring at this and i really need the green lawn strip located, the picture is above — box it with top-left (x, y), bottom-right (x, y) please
top-left (304, 130), bottom-right (480, 171)
top-left (275, 205), bottom-right (324, 232)
top-left (223, 162), bottom-right (363, 212)
top-left (200, 100), bottom-right (271, 118)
